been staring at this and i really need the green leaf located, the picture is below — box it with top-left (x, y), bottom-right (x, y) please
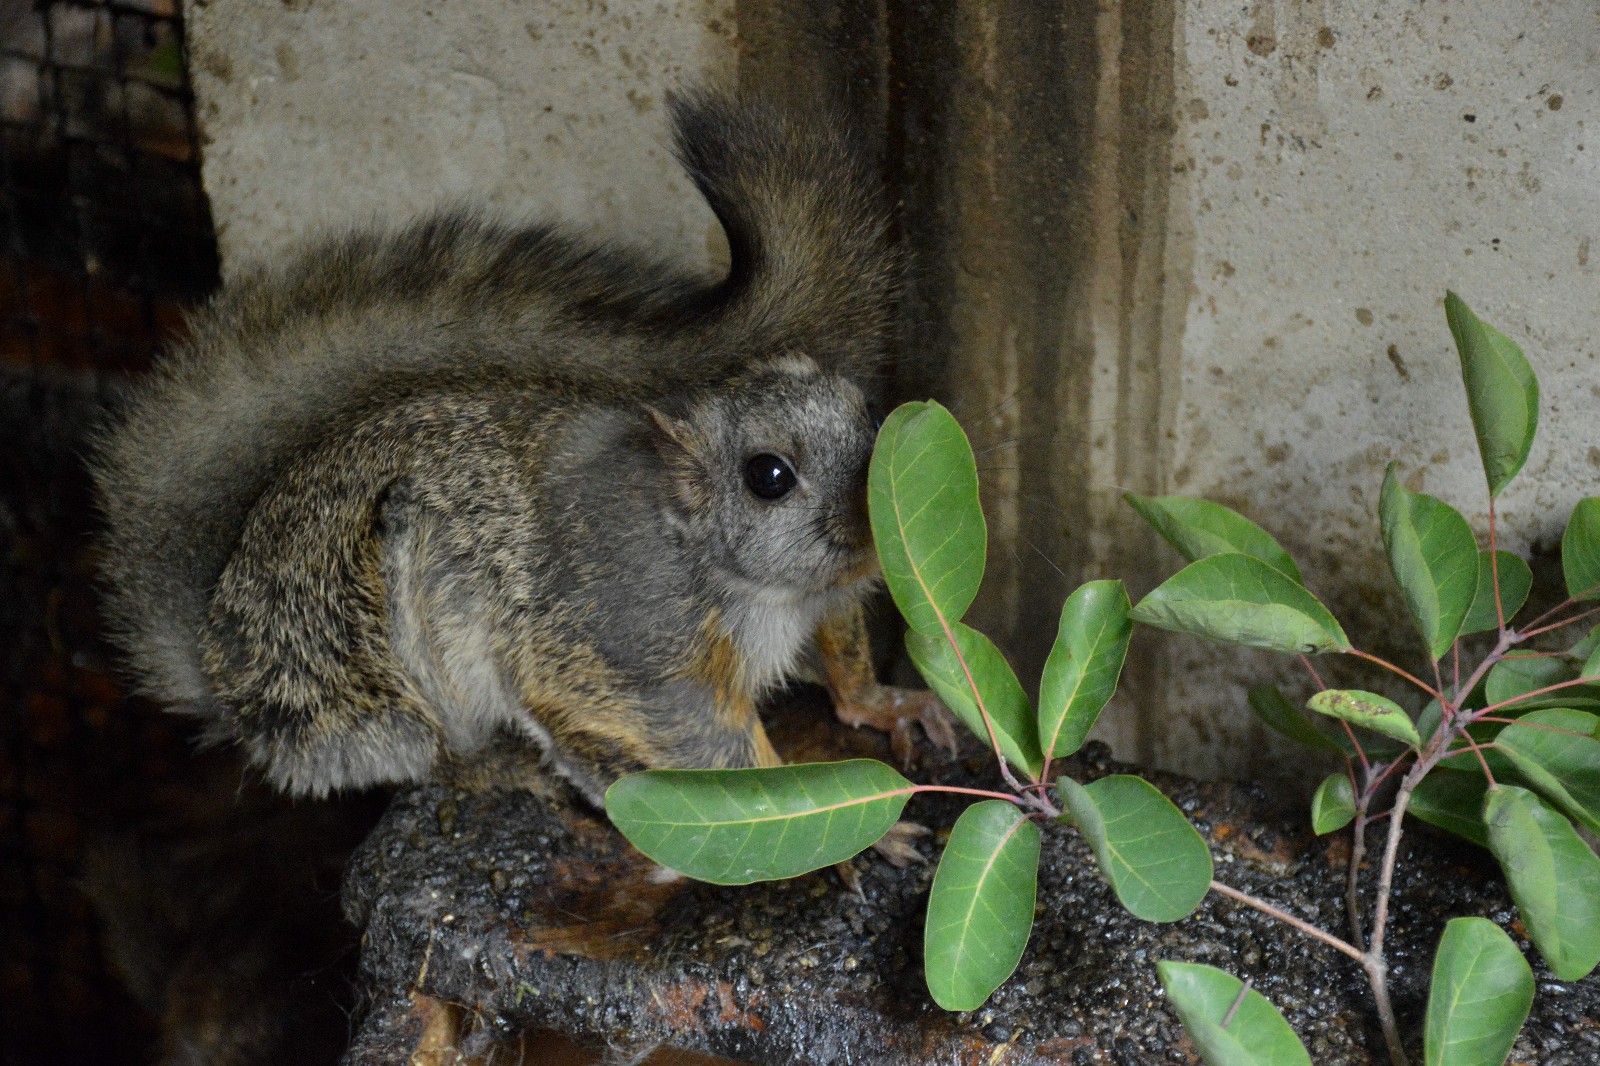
top-left (1311, 774), bottom-right (1356, 834)
top-left (1460, 551), bottom-right (1533, 636)
top-left (1409, 769), bottom-right (1490, 848)
top-left (1484, 655), bottom-right (1578, 711)
top-left (1307, 690), bottom-right (1422, 749)
top-left (1157, 961), bottom-right (1312, 1066)
top-left (1424, 917), bottom-right (1534, 1066)
top-left (1497, 708), bottom-right (1600, 832)
top-left (1562, 498), bottom-right (1600, 602)
top-left (1446, 291), bottom-right (1539, 499)
top-left (1567, 623), bottom-right (1600, 668)
top-left (1483, 785), bottom-right (1600, 981)
top-left (1380, 464), bottom-right (1480, 661)
top-left (1038, 580), bottom-right (1132, 759)
top-left (1247, 684), bottom-right (1348, 755)
top-left (1580, 631), bottom-right (1600, 680)
top-left (1125, 494), bottom-right (1303, 583)
top-left (604, 760), bottom-right (911, 885)
top-left (1131, 554), bottom-right (1350, 655)
top-left (906, 623), bottom-right (1043, 778)
top-left (924, 800), bottom-right (1041, 1011)
top-left (868, 401), bottom-right (986, 636)
top-left (1058, 775), bottom-right (1212, 922)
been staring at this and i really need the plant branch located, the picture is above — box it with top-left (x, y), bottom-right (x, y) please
top-left (1453, 628), bottom-right (1518, 706)
top-left (1451, 736), bottom-right (1500, 788)
top-left (1520, 588), bottom-right (1600, 635)
top-left (1520, 603), bottom-right (1600, 640)
top-left (1299, 653), bottom-right (1328, 691)
top-left (1344, 647), bottom-right (1442, 701)
top-left (1474, 717), bottom-right (1596, 740)
top-left (1367, 957), bottom-right (1411, 1066)
top-left (1476, 674), bottom-right (1600, 718)
top-left (1207, 880), bottom-right (1364, 963)
top-left (1365, 771), bottom-right (1413, 975)
top-left (1346, 773), bottom-right (1371, 952)
top-left (1340, 719), bottom-right (1372, 774)
top-left (908, 784), bottom-right (1031, 805)
top-left (1364, 762), bottom-right (1422, 1066)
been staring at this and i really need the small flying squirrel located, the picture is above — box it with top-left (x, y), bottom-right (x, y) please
top-left (91, 91), bottom-right (952, 821)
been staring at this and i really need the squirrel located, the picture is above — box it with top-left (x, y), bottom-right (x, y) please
top-left (91, 91), bottom-right (953, 820)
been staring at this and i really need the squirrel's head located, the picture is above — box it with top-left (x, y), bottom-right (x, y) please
top-left (647, 354), bottom-right (879, 598)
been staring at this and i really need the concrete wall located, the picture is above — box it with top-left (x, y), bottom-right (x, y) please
top-left (185, 0), bottom-right (736, 273)
top-left (183, 0), bottom-right (1600, 783)
top-left (1096, 1), bottom-right (1600, 779)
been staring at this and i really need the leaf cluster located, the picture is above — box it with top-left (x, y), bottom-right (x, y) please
top-left (602, 291), bottom-right (1592, 1066)
top-left (1134, 293), bottom-right (1599, 1063)
top-left (609, 400), bottom-right (1215, 1012)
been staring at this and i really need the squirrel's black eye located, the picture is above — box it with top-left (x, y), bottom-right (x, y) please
top-left (867, 403), bottom-right (886, 432)
top-left (744, 453), bottom-right (797, 501)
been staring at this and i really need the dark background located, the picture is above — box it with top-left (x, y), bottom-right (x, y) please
top-left (1, 3), bottom-right (385, 1062)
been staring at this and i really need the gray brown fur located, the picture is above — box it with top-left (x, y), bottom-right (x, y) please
top-left (92, 93), bottom-right (902, 800)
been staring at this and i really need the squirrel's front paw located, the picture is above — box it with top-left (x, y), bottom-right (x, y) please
top-left (833, 685), bottom-right (960, 764)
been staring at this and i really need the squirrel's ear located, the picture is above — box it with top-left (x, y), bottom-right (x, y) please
top-left (644, 405), bottom-right (711, 512)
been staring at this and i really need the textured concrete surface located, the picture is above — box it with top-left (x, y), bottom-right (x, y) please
top-left (184, 0), bottom-right (736, 276)
top-left (1087, 1), bottom-right (1600, 780)
top-left (339, 698), bottom-right (1600, 1064)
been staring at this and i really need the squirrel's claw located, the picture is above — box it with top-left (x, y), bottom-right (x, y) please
top-left (872, 820), bottom-right (930, 867)
top-left (833, 859), bottom-right (866, 898)
top-left (834, 685), bottom-right (960, 766)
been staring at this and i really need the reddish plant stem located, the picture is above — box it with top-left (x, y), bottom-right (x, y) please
top-left (1220, 980), bottom-right (1253, 1029)
top-left (909, 784), bottom-right (1031, 805)
top-left (1519, 583), bottom-right (1600, 634)
top-left (932, 612), bottom-right (1032, 799)
top-left (1521, 603), bottom-right (1600, 640)
top-left (1298, 653), bottom-right (1329, 691)
top-left (1341, 719), bottom-right (1372, 774)
top-left (1489, 498), bottom-right (1506, 632)
top-left (1368, 755), bottom-right (1410, 794)
top-left (1450, 737), bottom-right (1500, 787)
top-left (1474, 717), bottom-right (1594, 738)
top-left (1344, 647), bottom-right (1441, 701)
top-left (1476, 675), bottom-right (1600, 718)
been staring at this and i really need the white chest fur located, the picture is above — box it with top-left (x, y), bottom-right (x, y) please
top-left (715, 579), bottom-right (832, 693)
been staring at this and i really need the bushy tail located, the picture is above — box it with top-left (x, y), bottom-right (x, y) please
top-left (91, 90), bottom-right (900, 715)
top-left (668, 90), bottom-right (901, 376)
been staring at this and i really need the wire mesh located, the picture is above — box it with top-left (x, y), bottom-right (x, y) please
top-left (0, 1), bottom-right (223, 1061)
